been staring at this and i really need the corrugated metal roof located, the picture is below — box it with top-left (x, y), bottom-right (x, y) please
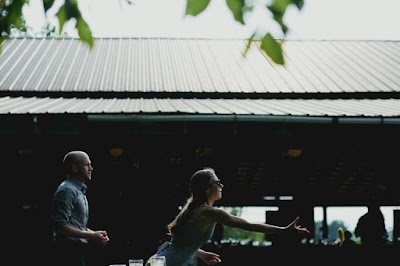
top-left (1, 38), bottom-right (399, 94)
top-left (1, 96), bottom-right (399, 123)
top-left (1, 37), bottom-right (399, 120)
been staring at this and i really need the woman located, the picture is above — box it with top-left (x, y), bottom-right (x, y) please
top-left (146, 167), bottom-right (310, 266)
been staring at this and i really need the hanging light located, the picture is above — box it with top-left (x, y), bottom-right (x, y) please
top-left (109, 148), bottom-right (124, 158)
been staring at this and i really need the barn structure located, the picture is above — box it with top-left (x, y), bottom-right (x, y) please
top-left (1, 37), bottom-right (399, 264)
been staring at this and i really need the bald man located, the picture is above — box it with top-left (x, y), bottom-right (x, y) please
top-left (51, 151), bottom-right (109, 266)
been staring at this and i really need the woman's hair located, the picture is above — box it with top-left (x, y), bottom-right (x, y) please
top-left (167, 167), bottom-right (216, 236)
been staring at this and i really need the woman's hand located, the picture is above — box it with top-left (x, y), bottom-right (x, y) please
top-left (197, 250), bottom-right (221, 265)
top-left (287, 216), bottom-right (310, 234)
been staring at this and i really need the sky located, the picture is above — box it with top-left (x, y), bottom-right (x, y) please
top-left (23, 0), bottom-right (400, 40)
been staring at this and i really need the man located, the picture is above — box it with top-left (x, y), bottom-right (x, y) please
top-left (354, 201), bottom-right (387, 247)
top-left (51, 151), bottom-right (109, 266)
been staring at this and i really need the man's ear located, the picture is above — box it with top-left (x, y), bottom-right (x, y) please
top-left (71, 163), bottom-right (78, 173)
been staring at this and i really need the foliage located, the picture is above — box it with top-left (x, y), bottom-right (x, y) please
top-left (185, 0), bottom-right (304, 64)
top-left (223, 225), bottom-right (266, 244)
top-left (220, 207), bottom-right (266, 244)
top-left (315, 220), bottom-right (348, 244)
top-left (0, 0), bottom-right (304, 64)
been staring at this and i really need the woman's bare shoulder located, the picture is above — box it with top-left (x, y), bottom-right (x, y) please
top-left (200, 206), bottom-right (230, 219)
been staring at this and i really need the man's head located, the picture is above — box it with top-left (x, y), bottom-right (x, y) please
top-left (63, 151), bottom-right (93, 183)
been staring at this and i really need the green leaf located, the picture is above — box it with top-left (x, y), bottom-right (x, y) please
top-left (0, 37), bottom-right (5, 55)
top-left (226, 0), bottom-right (245, 25)
top-left (272, 13), bottom-right (288, 34)
top-left (260, 33), bottom-right (284, 65)
top-left (65, 0), bottom-right (79, 20)
top-left (292, 0), bottom-right (304, 9)
top-left (43, 0), bottom-right (56, 12)
top-left (185, 0), bottom-right (210, 16)
top-left (57, 4), bottom-right (68, 34)
top-left (267, 0), bottom-right (290, 34)
top-left (76, 17), bottom-right (94, 49)
top-left (7, 0), bottom-right (27, 28)
top-left (267, 0), bottom-right (291, 14)
top-left (242, 33), bottom-right (255, 58)
top-left (55, 0), bottom-right (94, 49)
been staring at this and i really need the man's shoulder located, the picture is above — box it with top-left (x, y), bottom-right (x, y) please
top-left (55, 180), bottom-right (79, 196)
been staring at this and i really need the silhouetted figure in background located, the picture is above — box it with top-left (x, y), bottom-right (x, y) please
top-left (341, 230), bottom-right (356, 247)
top-left (354, 201), bottom-right (387, 247)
